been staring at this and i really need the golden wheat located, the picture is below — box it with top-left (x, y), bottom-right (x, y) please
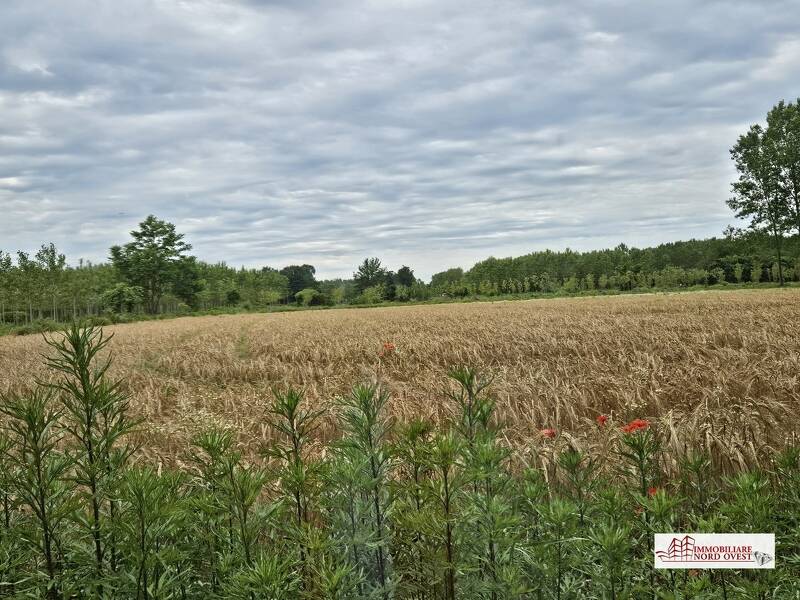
top-left (1, 289), bottom-right (798, 473)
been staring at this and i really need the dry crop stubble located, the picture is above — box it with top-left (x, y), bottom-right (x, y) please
top-left (0, 289), bottom-right (797, 474)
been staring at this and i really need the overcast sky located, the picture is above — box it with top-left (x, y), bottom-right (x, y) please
top-left (1, 1), bottom-right (799, 279)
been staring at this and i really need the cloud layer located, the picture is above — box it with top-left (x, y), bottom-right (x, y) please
top-left (2, 0), bottom-right (799, 279)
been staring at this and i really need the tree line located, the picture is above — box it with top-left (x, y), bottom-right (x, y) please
top-left (2, 224), bottom-right (798, 328)
top-left (428, 232), bottom-right (800, 299)
top-left (1, 99), bottom-right (798, 326)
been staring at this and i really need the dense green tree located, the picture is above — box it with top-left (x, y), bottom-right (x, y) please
top-left (767, 99), bottom-right (800, 236)
top-left (15, 251), bottom-right (41, 322)
top-left (100, 283), bottom-right (144, 313)
top-left (295, 288), bottom-right (320, 306)
top-left (318, 278), bottom-right (357, 305)
top-left (359, 284), bottom-right (386, 304)
top-left (353, 257), bottom-right (388, 293)
top-left (35, 244), bottom-right (66, 321)
top-left (110, 216), bottom-right (194, 313)
top-left (279, 265), bottom-right (317, 298)
top-left (430, 268), bottom-right (464, 289)
top-left (394, 284), bottom-right (410, 301)
top-left (395, 265), bottom-right (415, 288)
top-left (171, 256), bottom-right (203, 309)
top-left (225, 288), bottom-right (242, 306)
top-left (0, 251), bottom-right (12, 323)
top-left (728, 124), bottom-right (789, 285)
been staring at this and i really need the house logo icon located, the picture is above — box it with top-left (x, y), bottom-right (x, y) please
top-left (656, 535), bottom-right (696, 561)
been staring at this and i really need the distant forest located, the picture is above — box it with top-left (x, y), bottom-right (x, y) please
top-left (2, 98), bottom-right (798, 328)
top-left (1, 218), bottom-right (798, 328)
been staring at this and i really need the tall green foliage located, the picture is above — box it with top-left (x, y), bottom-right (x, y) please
top-left (729, 124), bottom-right (789, 284)
top-left (110, 215), bottom-right (194, 313)
top-left (767, 99), bottom-right (800, 236)
top-left (44, 324), bottom-right (136, 589)
top-left (728, 99), bottom-right (800, 286)
top-left (0, 388), bottom-right (74, 598)
top-left (333, 384), bottom-right (395, 598)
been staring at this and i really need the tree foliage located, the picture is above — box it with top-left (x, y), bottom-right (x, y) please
top-left (728, 99), bottom-right (800, 285)
top-left (280, 265), bottom-right (317, 297)
top-left (395, 266), bottom-right (415, 287)
top-left (100, 283), bottom-right (143, 313)
top-left (354, 258), bottom-right (388, 293)
top-left (295, 288), bottom-right (320, 306)
top-left (110, 215), bottom-right (193, 313)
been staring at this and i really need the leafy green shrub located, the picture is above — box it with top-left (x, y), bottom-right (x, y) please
top-left (358, 284), bottom-right (386, 304)
top-left (13, 319), bottom-right (61, 336)
top-left (83, 315), bottom-right (114, 327)
top-left (100, 283), bottom-right (144, 313)
top-left (0, 310), bottom-right (27, 324)
top-left (109, 312), bottom-right (136, 324)
top-left (295, 288), bottom-right (321, 306)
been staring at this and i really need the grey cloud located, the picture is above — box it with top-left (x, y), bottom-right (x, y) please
top-left (1, 0), bottom-right (799, 279)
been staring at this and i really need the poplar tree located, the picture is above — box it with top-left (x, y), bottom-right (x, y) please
top-left (728, 123), bottom-right (789, 285)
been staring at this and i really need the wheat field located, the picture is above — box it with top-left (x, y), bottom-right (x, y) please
top-left (1, 289), bottom-right (798, 473)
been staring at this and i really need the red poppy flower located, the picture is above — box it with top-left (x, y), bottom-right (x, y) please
top-left (648, 486), bottom-right (659, 497)
top-left (621, 418), bottom-right (650, 434)
top-left (596, 414), bottom-right (608, 426)
top-left (378, 342), bottom-right (396, 357)
top-left (540, 428), bottom-right (556, 439)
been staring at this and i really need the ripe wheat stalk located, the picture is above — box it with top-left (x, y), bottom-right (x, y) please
top-left (0, 289), bottom-right (797, 475)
